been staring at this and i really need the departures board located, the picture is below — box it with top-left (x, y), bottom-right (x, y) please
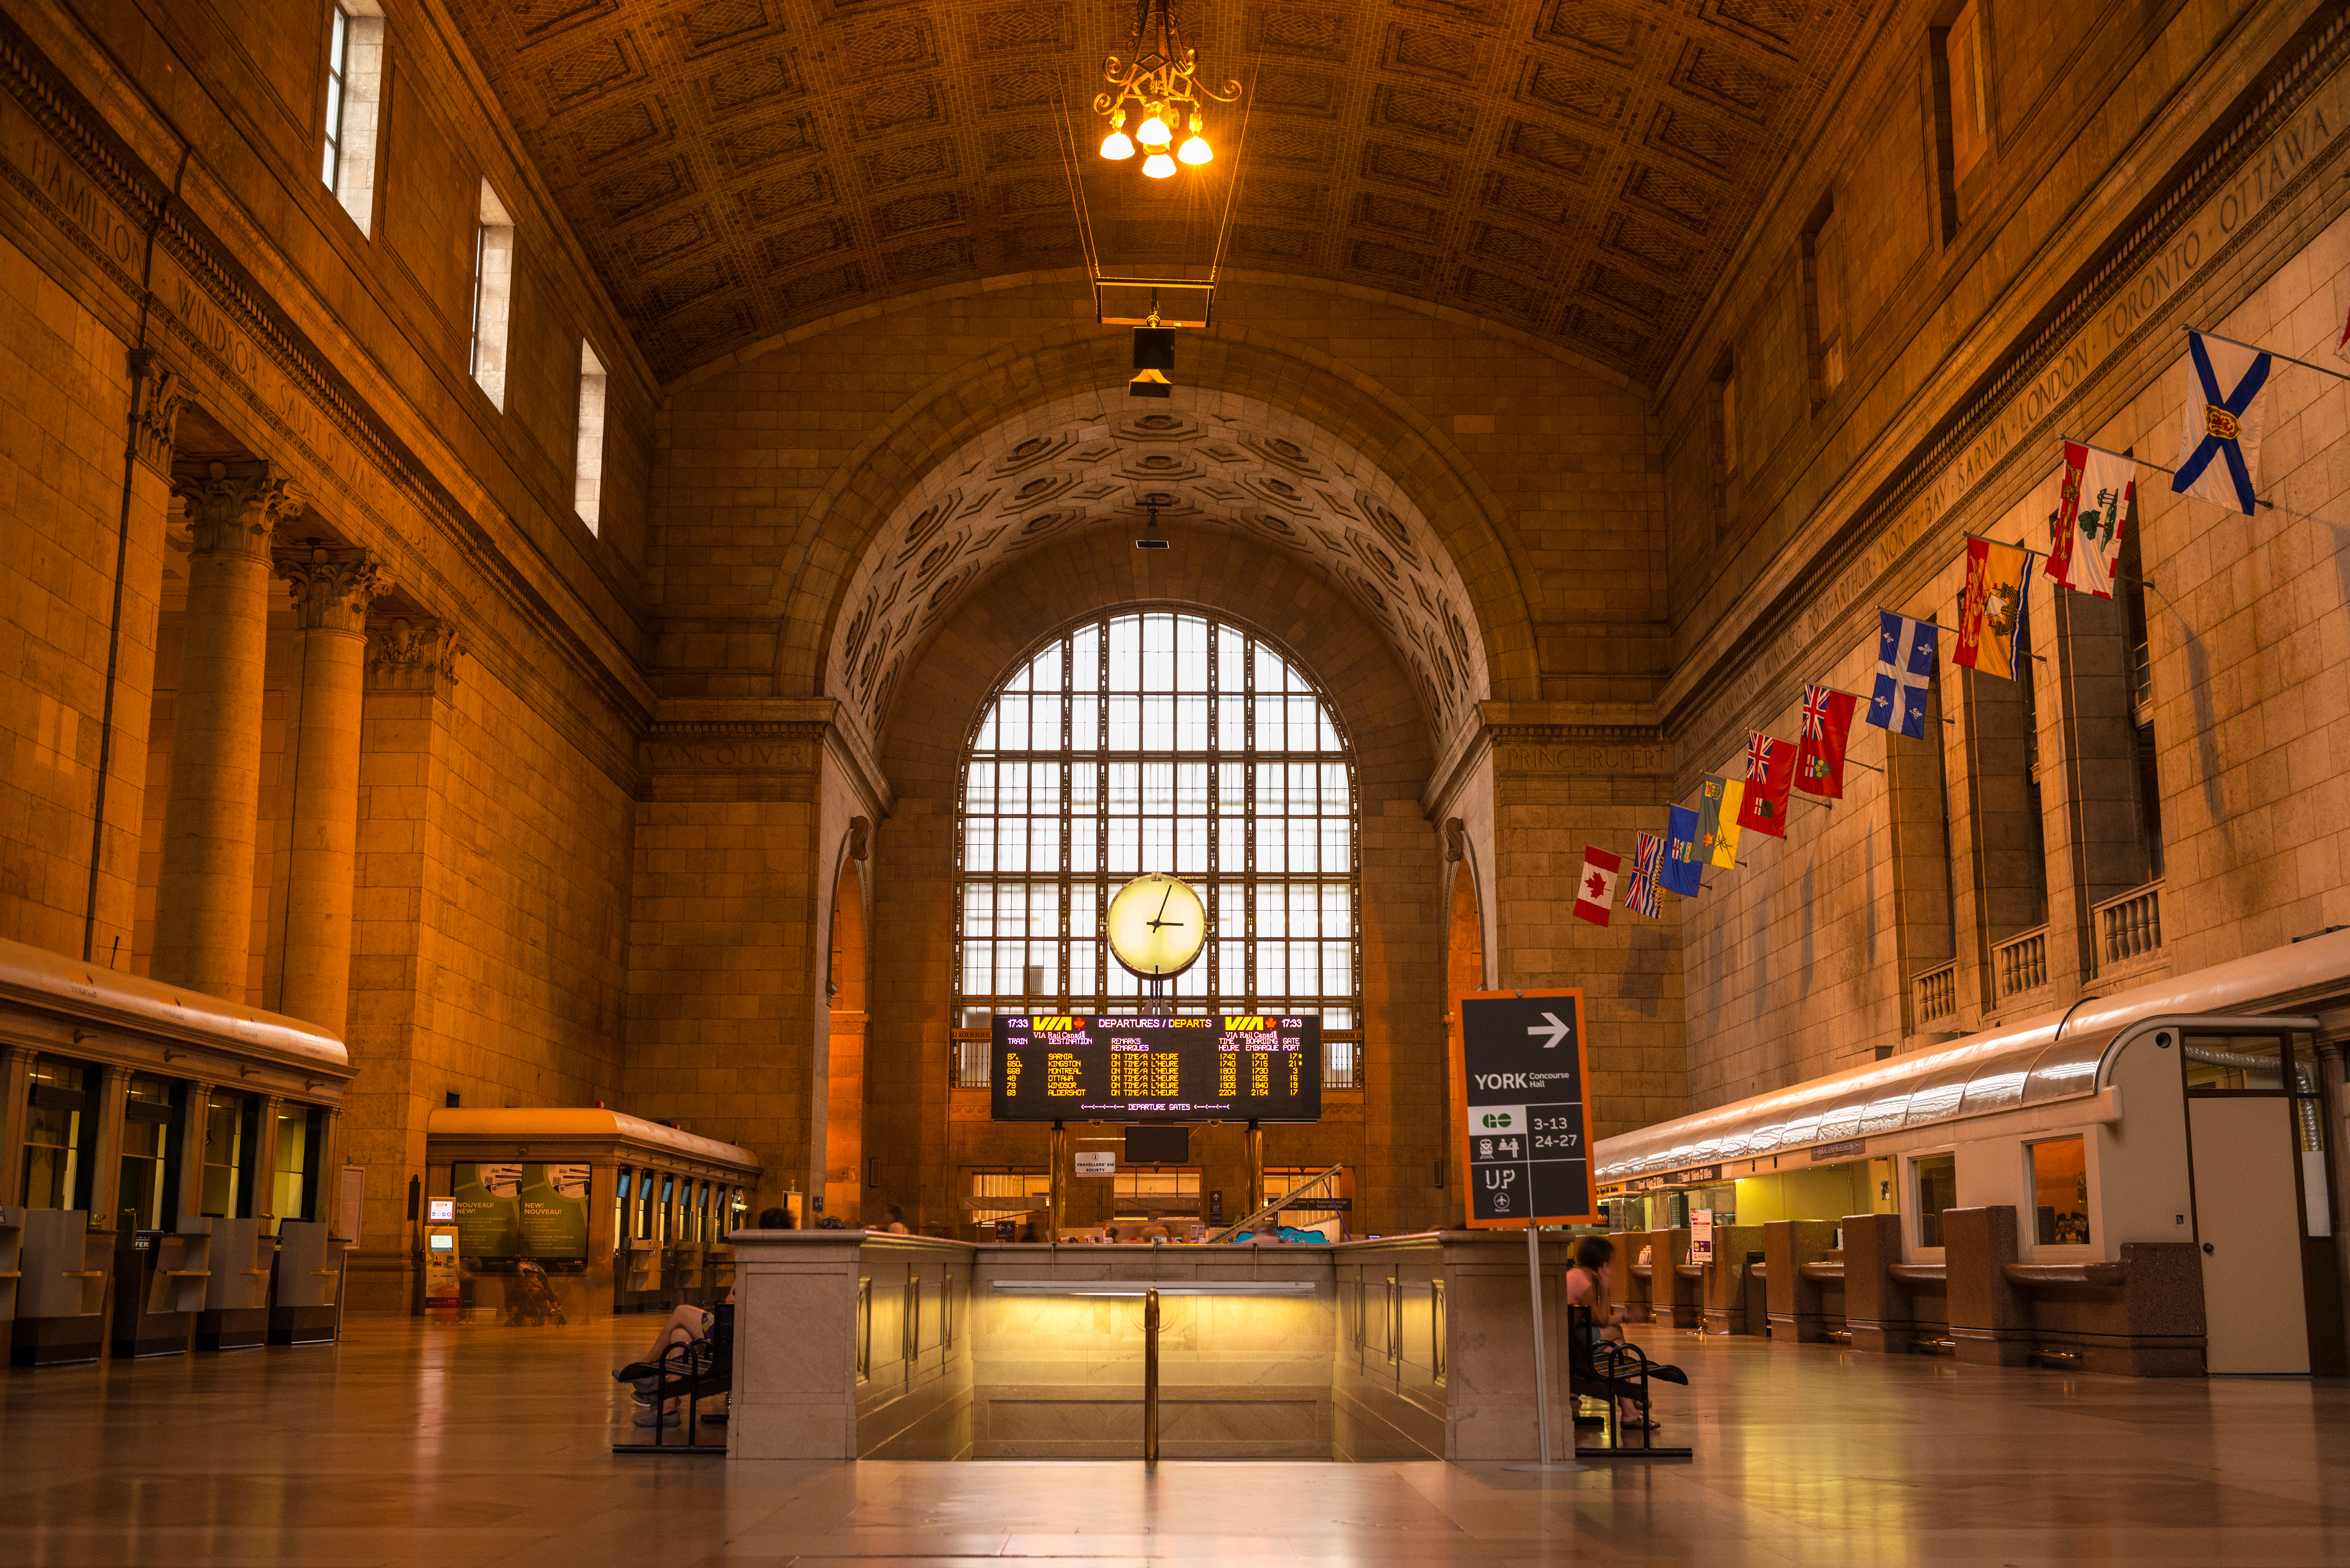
top-left (990, 1014), bottom-right (1323, 1123)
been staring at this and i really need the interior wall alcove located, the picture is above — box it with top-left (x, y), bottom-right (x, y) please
top-left (860, 521), bottom-right (1453, 1240)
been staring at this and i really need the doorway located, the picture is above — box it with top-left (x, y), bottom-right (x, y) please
top-left (826, 858), bottom-right (869, 1226)
top-left (2184, 1031), bottom-right (2337, 1374)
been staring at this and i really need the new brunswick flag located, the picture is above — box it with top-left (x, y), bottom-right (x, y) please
top-left (1733, 733), bottom-right (1795, 838)
top-left (1955, 535), bottom-right (2036, 682)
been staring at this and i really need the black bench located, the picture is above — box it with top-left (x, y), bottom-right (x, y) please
top-left (612, 1325), bottom-right (732, 1456)
top-left (1566, 1304), bottom-right (1692, 1459)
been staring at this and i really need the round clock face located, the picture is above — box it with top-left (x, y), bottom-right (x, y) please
top-left (1104, 872), bottom-right (1208, 979)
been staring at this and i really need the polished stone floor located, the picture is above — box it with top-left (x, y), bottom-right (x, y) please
top-left (3, 1315), bottom-right (2346, 1566)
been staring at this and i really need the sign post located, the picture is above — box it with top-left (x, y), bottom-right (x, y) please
top-left (1452, 989), bottom-right (1596, 1469)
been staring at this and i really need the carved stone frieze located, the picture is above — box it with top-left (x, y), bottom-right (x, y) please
top-left (127, 350), bottom-right (186, 478)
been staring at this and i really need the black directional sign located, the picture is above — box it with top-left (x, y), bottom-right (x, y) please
top-left (1451, 989), bottom-right (1596, 1227)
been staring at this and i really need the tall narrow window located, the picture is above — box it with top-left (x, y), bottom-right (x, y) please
top-left (1803, 199), bottom-right (1845, 404)
top-left (574, 340), bottom-right (609, 533)
top-left (1945, 1), bottom-right (1990, 184)
top-left (470, 183), bottom-right (516, 411)
top-left (319, 1), bottom-right (384, 233)
top-left (952, 611), bottom-right (1363, 1087)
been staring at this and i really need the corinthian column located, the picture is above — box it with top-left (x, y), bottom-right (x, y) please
top-left (271, 544), bottom-right (388, 1034)
top-left (151, 461), bottom-right (302, 1000)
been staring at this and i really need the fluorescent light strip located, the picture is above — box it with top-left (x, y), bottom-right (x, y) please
top-left (988, 1280), bottom-right (1317, 1297)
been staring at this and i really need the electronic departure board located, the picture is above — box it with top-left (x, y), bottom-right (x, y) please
top-left (990, 1014), bottom-right (1323, 1123)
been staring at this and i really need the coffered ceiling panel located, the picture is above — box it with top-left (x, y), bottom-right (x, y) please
top-left (449, 0), bottom-right (1874, 384)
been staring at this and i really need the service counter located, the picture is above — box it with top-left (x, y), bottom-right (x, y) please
top-left (726, 1229), bottom-right (1608, 1463)
top-left (421, 1108), bottom-right (761, 1321)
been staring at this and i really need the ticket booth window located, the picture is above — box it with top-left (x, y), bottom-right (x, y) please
top-left (2028, 1137), bottom-right (2090, 1246)
top-left (272, 1105), bottom-right (321, 1229)
top-left (22, 1056), bottom-right (96, 1210)
top-left (1116, 1167), bottom-right (1201, 1225)
top-left (119, 1074), bottom-right (180, 1230)
top-left (729, 1187), bottom-right (748, 1232)
top-left (615, 1166), bottom-right (632, 1245)
top-left (698, 1180), bottom-right (714, 1243)
top-left (1913, 1154), bottom-right (1957, 1248)
top-left (635, 1169), bottom-right (654, 1240)
top-left (200, 1095), bottom-right (254, 1217)
top-left (660, 1173), bottom-right (676, 1244)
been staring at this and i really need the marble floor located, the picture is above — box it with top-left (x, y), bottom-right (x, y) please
top-left (2, 1315), bottom-right (2346, 1566)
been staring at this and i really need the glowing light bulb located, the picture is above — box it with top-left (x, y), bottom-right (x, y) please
top-left (1101, 130), bottom-right (1135, 160)
top-left (1177, 135), bottom-right (1212, 165)
top-left (1137, 114), bottom-right (1172, 147)
top-left (1142, 152), bottom-right (1177, 178)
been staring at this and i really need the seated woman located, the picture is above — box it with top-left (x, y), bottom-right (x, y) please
top-left (608, 1205), bottom-right (779, 1426)
top-left (1564, 1234), bottom-right (1661, 1432)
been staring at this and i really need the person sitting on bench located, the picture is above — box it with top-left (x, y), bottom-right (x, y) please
top-left (1567, 1234), bottom-right (1664, 1431)
top-left (608, 1204), bottom-right (781, 1426)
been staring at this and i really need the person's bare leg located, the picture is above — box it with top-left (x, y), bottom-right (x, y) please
top-left (640, 1306), bottom-right (705, 1364)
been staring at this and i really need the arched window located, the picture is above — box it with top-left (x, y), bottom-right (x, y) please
top-left (952, 611), bottom-right (1361, 1086)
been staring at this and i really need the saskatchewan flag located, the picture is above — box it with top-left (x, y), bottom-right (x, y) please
top-left (1698, 774), bottom-right (1742, 868)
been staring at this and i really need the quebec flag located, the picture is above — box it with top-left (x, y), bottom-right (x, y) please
top-left (1867, 610), bottom-right (1936, 740)
top-left (2171, 331), bottom-right (2270, 516)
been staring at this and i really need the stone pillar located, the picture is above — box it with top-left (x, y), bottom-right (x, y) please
top-left (175, 1080), bottom-right (216, 1228)
top-left (268, 546), bottom-right (386, 1035)
top-left (0, 1044), bottom-right (38, 1206)
top-left (151, 462), bottom-right (302, 1000)
top-left (249, 1093), bottom-right (285, 1231)
top-left (85, 354), bottom-right (188, 964)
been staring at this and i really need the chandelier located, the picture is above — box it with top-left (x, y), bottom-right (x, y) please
top-left (1094, 0), bottom-right (1241, 179)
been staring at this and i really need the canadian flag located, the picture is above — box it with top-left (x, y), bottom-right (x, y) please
top-left (1573, 845), bottom-right (1621, 927)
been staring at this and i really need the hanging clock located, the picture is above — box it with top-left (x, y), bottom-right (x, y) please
top-left (1104, 871), bottom-right (1208, 979)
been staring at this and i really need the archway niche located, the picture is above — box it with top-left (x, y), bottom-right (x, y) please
top-left (1441, 860), bottom-right (1486, 1223)
top-left (856, 523), bottom-right (1450, 1238)
top-left (824, 855), bottom-right (868, 1225)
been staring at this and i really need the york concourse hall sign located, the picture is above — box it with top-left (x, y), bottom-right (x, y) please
top-left (1450, 989), bottom-right (1597, 1227)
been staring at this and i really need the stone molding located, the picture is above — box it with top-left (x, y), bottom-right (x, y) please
top-left (277, 544), bottom-right (389, 633)
top-left (126, 349), bottom-right (186, 477)
top-left (171, 460), bottom-right (303, 560)
top-left (365, 615), bottom-right (463, 699)
top-left (635, 698), bottom-right (898, 813)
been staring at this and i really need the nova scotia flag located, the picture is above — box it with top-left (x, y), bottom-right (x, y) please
top-left (1867, 610), bottom-right (1936, 740)
top-left (2170, 331), bottom-right (2270, 516)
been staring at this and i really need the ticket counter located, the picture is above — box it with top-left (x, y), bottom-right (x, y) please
top-left (422, 1108), bottom-right (760, 1321)
top-left (0, 937), bottom-right (352, 1367)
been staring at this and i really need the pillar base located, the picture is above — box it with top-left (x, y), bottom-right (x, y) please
top-left (1951, 1326), bottom-right (2034, 1366)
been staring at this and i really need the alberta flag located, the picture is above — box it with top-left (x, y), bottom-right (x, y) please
top-left (1661, 804), bottom-right (1704, 897)
top-left (1572, 845), bottom-right (1621, 927)
top-left (1867, 610), bottom-right (1936, 739)
top-left (2171, 330), bottom-right (2269, 516)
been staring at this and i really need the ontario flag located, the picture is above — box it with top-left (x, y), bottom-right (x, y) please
top-left (1733, 733), bottom-right (1795, 837)
top-left (1794, 685), bottom-right (1857, 799)
top-left (1573, 845), bottom-right (1621, 926)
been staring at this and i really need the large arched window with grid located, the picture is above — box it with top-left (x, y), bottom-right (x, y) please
top-left (951, 610), bottom-right (1361, 1088)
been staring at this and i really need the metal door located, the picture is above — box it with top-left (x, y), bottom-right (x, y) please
top-left (2188, 1095), bottom-right (2310, 1375)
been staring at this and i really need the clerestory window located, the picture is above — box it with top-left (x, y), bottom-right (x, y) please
top-left (952, 610), bottom-right (1362, 1087)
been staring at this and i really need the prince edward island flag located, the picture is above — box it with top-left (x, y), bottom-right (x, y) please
top-left (1868, 610), bottom-right (1936, 740)
top-left (2171, 330), bottom-right (2270, 516)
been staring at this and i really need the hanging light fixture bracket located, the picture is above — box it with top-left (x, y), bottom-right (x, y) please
top-left (1093, 0), bottom-right (1241, 179)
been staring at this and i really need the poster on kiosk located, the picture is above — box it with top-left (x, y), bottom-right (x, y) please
top-left (1450, 989), bottom-right (1598, 1227)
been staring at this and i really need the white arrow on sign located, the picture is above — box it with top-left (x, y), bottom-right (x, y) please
top-left (1527, 1011), bottom-right (1569, 1049)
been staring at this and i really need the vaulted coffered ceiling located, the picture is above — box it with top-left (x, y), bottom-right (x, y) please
top-left (451, 0), bottom-right (1873, 385)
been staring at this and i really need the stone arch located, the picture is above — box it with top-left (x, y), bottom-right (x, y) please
top-left (861, 527), bottom-right (1448, 1236)
top-left (761, 321), bottom-right (1544, 718)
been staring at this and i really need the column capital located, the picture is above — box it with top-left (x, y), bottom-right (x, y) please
top-left (276, 544), bottom-right (390, 633)
top-left (172, 461), bottom-right (305, 560)
top-left (365, 615), bottom-right (463, 699)
top-left (127, 350), bottom-right (188, 478)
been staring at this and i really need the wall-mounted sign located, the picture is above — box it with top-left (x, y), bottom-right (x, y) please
top-left (1619, 1165), bottom-right (1722, 1194)
top-left (1810, 1138), bottom-right (1867, 1162)
top-left (990, 1014), bottom-right (1322, 1122)
top-left (451, 1162), bottom-right (590, 1259)
top-left (1691, 1208), bottom-right (1715, 1263)
top-left (1073, 1151), bottom-right (1116, 1176)
top-left (1452, 990), bottom-right (1596, 1227)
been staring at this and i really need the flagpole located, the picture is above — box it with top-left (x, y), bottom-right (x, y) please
top-left (2187, 324), bottom-right (2350, 385)
top-left (2097, 436), bottom-right (2273, 512)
